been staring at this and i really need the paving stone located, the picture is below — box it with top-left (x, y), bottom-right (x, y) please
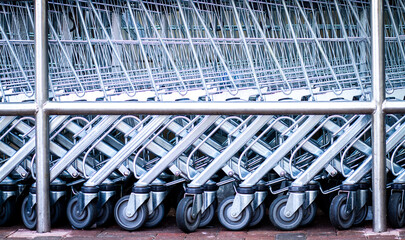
top-left (337, 230), bottom-right (366, 236)
top-left (307, 237), bottom-right (365, 240)
top-left (216, 231), bottom-right (248, 239)
top-left (366, 236), bottom-right (399, 240)
top-left (64, 229), bottom-right (102, 238)
top-left (33, 237), bottom-right (62, 240)
top-left (276, 233), bottom-right (306, 240)
top-left (119, 237), bottom-right (155, 240)
top-left (185, 230), bottom-right (217, 239)
top-left (246, 229), bottom-right (279, 237)
top-left (244, 237), bottom-right (275, 240)
top-left (0, 229), bottom-right (17, 239)
top-left (97, 231), bottom-right (156, 238)
top-left (7, 229), bottom-right (69, 239)
top-left (155, 232), bottom-right (186, 240)
top-left (154, 236), bottom-right (185, 240)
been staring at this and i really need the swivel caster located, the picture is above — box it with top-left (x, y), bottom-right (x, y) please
top-left (199, 203), bottom-right (215, 228)
top-left (329, 194), bottom-right (355, 229)
top-left (354, 205), bottom-right (367, 226)
top-left (388, 192), bottom-right (405, 228)
top-left (250, 203), bottom-right (265, 227)
top-left (114, 195), bottom-right (148, 231)
top-left (217, 196), bottom-right (253, 231)
top-left (176, 197), bottom-right (201, 233)
top-left (0, 199), bottom-right (15, 226)
top-left (269, 195), bottom-right (303, 230)
top-left (21, 196), bottom-right (36, 230)
top-left (144, 204), bottom-right (165, 228)
top-left (67, 196), bottom-right (97, 229)
top-left (97, 200), bottom-right (114, 227)
top-left (300, 202), bottom-right (317, 227)
top-left (21, 196), bottom-right (65, 229)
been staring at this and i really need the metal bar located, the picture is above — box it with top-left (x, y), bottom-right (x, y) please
top-left (0, 103), bottom-right (36, 115)
top-left (371, 0), bottom-right (386, 233)
top-left (383, 101), bottom-right (405, 113)
top-left (43, 101), bottom-right (375, 115)
top-left (34, 0), bottom-right (50, 233)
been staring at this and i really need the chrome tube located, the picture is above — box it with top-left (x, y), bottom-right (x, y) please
top-left (34, 0), bottom-right (50, 233)
top-left (371, 0), bottom-right (386, 233)
top-left (44, 101), bottom-right (375, 115)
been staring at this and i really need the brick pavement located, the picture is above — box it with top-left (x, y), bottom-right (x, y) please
top-left (1, 213), bottom-right (404, 240)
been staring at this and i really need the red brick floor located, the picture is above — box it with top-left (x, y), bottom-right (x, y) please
top-left (1, 212), bottom-right (404, 239)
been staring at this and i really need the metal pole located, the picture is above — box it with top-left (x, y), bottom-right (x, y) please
top-left (34, 0), bottom-right (51, 233)
top-left (43, 101), bottom-right (376, 116)
top-left (383, 101), bottom-right (405, 113)
top-left (371, 0), bottom-right (386, 233)
top-left (0, 103), bottom-right (36, 116)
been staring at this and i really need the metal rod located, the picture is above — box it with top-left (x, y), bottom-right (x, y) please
top-left (34, 0), bottom-right (50, 233)
top-left (0, 103), bottom-right (36, 115)
top-left (383, 101), bottom-right (405, 113)
top-left (44, 101), bottom-right (375, 115)
top-left (371, 0), bottom-right (386, 233)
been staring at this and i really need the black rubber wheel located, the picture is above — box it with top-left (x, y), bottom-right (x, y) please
top-left (388, 192), bottom-right (405, 228)
top-left (269, 195), bottom-right (303, 231)
top-left (97, 200), bottom-right (114, 227)
top-left (0, 199), bottom-right (15, 226)
top-left (176, 197), bottom-right (201, 233)
top-left (21, 196), bottom-right (36, 230)
top-left (199, 203), bottom-right (215, 228)
top-left (144, 204), bottom-right (165, 228)
top-left (67, 196), bottom-right (97, 229)
top-left (51, 199), bottom-right (65, 226)
top-left (249, 203), bottom-right (265, 227)
top-left (300, 202), bottom-right (317, 227)
top-left (354, 205), bottom-right (368, 226)
top-left (329, 194), bottom-right (355, 229)
top-left (217, 196), bottom-right (253, 231)
top-left (114, 195), bottom-right (148, 231)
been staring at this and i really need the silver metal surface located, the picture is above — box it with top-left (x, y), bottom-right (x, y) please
top-left (49, 116), bottom-right (119, 182)
top-left (0, 104), bottom-right (36, 116)
top-left (371, 0), bottom-right (387, 232)
top-left (136, 115), bottom-right (220, 186)
top-left (44, 101), bottom-right (376, 115)
top-left (35, 0), bottom-right (50, 232)
top-left (0, 0), bottom-right (402, 234)
top-left (240, 116), bottom-right (323, 187)
top-left (383, 101), bottom-right (405, 114)
top-left (84, 116), bottom-right (169, 187)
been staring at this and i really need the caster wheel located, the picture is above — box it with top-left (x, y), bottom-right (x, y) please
top-left (388, 192), bottom-right (405, 228)
top-left (144, 204), bottom-right (165, 228)
top-left (269, 195), bottom-right (303, 230)
top-left (67, 196), bottom-right (97, 229)
top-left (97, 200), bottom-right (114, 227)
top-left (176, 197), bottom-right (201, 233)
top-left (21, 196), bottom-right (36, 230)
top-left (329, 194), bottom-right (355, 229)
top-left (114, 195), bottom-right (147, 231)
top-left (0, 199), bottom-right (15, 226)
top-left (217, 196), bottom-right (253, 231)
top-left (249, 203), bottom-right (265, 227)
top-left (199, 203), bottom-right (215, 228)
top-left (51, 199), bottom-right (65, 226)
top-left (354, 205), bottom-right (367, 226)
top-left (301, 202), bottom-right (317, 227)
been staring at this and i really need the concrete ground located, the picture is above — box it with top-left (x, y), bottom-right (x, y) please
top-left (0, 210), bottom-right (403, 240)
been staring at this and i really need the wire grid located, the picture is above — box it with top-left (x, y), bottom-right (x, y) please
top-left (0, 0), bottom-right (403, 102)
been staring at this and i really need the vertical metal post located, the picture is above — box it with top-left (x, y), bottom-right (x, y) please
top-left (35, 0), bottom-right (51, 233)
top-left (371, 0), bottom-right (386, 233)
